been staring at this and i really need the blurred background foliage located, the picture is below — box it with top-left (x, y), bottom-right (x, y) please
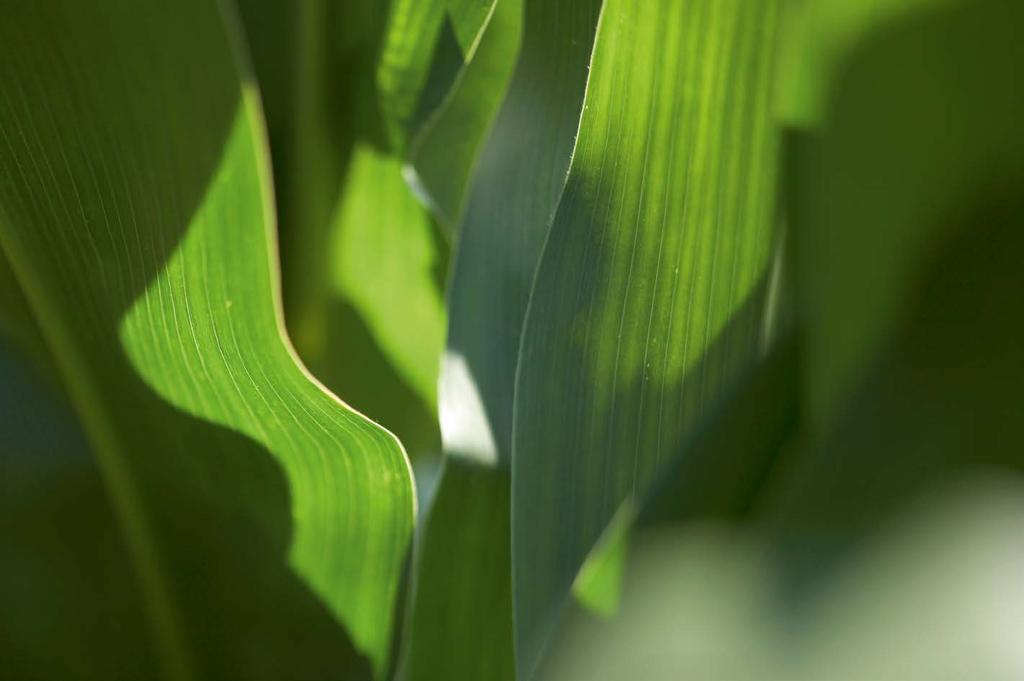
top-left (1, 0), bottom-right (1023, 678)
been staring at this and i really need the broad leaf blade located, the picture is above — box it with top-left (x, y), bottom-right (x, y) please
top-left (512, 0), bottom-right (782, 671)
top-left (0, 1), bottom-right (413, 676)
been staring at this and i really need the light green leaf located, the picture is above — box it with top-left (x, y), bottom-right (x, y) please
top-left (0, 1), bottom-right (413, 677)
top-left (404, 0), bottom-right (604, 678)
top-left (571, 509), bottom-right (630, 619)
top-left (331, 142), bottom-right (446, 412)
top-left (512, 0), bottom-right (782, 672)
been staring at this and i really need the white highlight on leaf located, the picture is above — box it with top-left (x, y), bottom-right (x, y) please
top-left (439, 351), bottom-right (498, 466)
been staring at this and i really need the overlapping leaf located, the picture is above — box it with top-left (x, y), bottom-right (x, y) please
top-left (404, 0), bottom-right (604, 678)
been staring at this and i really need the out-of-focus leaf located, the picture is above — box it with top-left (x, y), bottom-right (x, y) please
top-left (406, 0), bottom-right (523, 228)
top-left (541, 479), bottom-right (1024, 680)
top-left (0, 1), bottom-right (413, 677)
top-left (786, 0), bottom-right (1024, 431)
top-left (767, 0), bottom-right (1024, 585)
top-left (775, 0), bottom-right (954, 127)
top-left (403, 0), bottom-right (603, 678)
top-left (512, 0), bottom-right (782, 672)
top-left (571, 509), bottom-right (630, 618)
top-left (775, 196), bottom-right (1024, 581)
top-left (0, 327), bottom-right (158, 678)
top-left (377, 0), bottom-right (447, 152)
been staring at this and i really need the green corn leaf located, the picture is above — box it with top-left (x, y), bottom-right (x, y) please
top-left (0, 1), bottom-right (413, 677)
top-left (404, 0), bottom-right (603, 678)
top-left (512, 0), bottom-right (782, 672)
top-left (639, 333), bottom-right (799, 527)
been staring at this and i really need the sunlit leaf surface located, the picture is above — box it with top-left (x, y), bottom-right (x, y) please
top-left (0, 1), bottom-right (413, 676)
